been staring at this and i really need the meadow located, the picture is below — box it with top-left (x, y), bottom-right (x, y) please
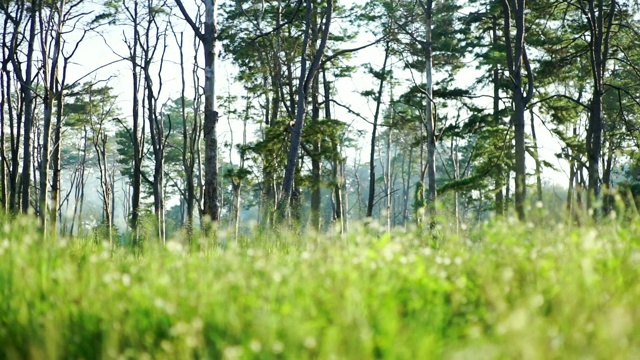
top-left (1, 216), bottom-right (639, 359)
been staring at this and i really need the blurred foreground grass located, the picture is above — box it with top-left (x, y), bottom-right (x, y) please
top-left (1, 217), bottom-right (639, 359)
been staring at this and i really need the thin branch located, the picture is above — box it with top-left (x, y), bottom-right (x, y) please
top-left (174, 0), bottom-right (204, 41)
top-left (529, 93), bottom-right (589, 110)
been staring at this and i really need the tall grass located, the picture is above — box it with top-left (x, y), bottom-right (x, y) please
top-left (1, 216), bottom-right (639, 359)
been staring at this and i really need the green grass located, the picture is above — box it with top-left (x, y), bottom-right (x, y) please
top-left (1, 217), bottom-right (640, 359)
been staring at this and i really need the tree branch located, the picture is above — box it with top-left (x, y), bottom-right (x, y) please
top-left (174, 0), bottom-right (204, 41)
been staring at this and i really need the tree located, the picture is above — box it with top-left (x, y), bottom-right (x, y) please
top-left (533, 0), bottom-right (634, 216)
top-left (365, 44), bottom-right (392, 219)
top-left (219, 0), bottom-right (293, 226)
top-left (137, 0), bottom-right (169, 243)
top-left (393, 0), bottom-right (468, 223)
top-left (65, 83), bottom-right (120, 243)
top-left (37, 0), bottom-right (89, 232)
top-left (580, 0), bottom-right (617, 212)
top-left (277, 0), bottom-right (333, 221)
top-left (463, 0), bottom-right (512, 216)
top-left (168, 19), bottom-right (203, 236)
top-left (501, 0), bottom-right (534, 220)
top-left (418, 0), bottom-right (437, 219)
top-left (174, 0), bottom-right (220, 227)
top-left (1, 0), bottom-right (40, 214)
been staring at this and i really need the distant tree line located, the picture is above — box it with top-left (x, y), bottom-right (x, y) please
top-left (1, 0), bottom-right (639, 241)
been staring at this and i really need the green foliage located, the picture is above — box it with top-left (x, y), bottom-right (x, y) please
top-left (2, 216), bottom-right (640, 358)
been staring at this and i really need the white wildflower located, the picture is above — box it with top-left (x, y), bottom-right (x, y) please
top-left (121, 273), bottom-right (131, 287)
top-left (249, 339), bottom-right (262, 353)
top-left (223, 346), bottom-right (243, 360)
top-left (303, 336), bottom-right (317, 349)
top-left (272, 341), bottom-right (284, 354)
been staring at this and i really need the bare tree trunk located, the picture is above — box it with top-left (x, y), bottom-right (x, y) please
top-left (341, 159), bottom-right (349, 232)
top-left (174, 0), bottom-right (220, 228)
top-left (278, 0), bottom-right (333, 221)
top-left (110, 169), bottom-right (116, 236)
top-left (402, 147), bottom-right (414, 227)
top-left (418, 0), bottom-right (437, 219)
top-left (567, 158), bottom-right (575, 217)
top-left (1, 9), bottom-right (22, 213)
top-left (602, 136), bottom-right (615, 214)
top-left (141, 2), bottom-right (168, 244)
top-left (170, 26), bottom-right (198, 237)
top-left (70, 126), bottom-right (88, 235)
top-left (228, 96), bottom-right (249, 242)
top-left (505, 170), bottom-right (511, 212)
top-left (451, 137), bottom-right (460, 233)
top-left (309, 73), bottom-right (322, 230)
top-left (51, 79), bottom-right (64, 233)
top-left (94, 130), bottom-right (112, 244)
top-left (385, 128), bottom-right (392, 232)
top-left (529, 108), bottom-right (543, 202)
top-left (492, 15), bottom-right (504, 216)
top-left (123, 0), bottom-right (144, 243)
top-left (309, 158), bottom-right (322, 227)
top-left (19, 1), bottom-right (39, 214)
top-left (323, 70), bottom-right (345, 233)
top-left (202, 0), bottom-right (219, 225)
top-left (577, 163), bottom-right (586, 212)
top-left (0, 89), bottom-right (6, 212)
top-left (366, 45), bottom-right (390, 218)
top-left (7, 61), bottom-right (21, 212)
top-left (0, 21), bottom-right (10, 211)
top-left (502, 0), bottom-right (534, 221)
top-left (38, 0), bottom-right (67, 233)
top-left (354, 155), bottom-right (364, 218)
top-left (583, 0), bottom-right (616, 214)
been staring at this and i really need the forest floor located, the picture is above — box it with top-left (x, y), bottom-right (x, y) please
top-left (0, 216), bottom-right (639, 359)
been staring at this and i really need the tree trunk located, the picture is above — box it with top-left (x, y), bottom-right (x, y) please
top-left (529, 108), bottom-right (543, 202)
top-left (19, 1), bottom-right (39, 214)
top-left (502, 0), bottom-right (534, 221)
top-left (366, 45), bottom-right (391, 218)
top-left (126, 0), bottom-right (143, 243)
top-left (94, 131), bottom-right (112, 244)
top-left (419, 0), bottom-right (437, 219)
top-left (324, 70), bottom-right (345, 233)
top-left (492, 15), bottom-right (504, 216)
top-left (141, 2), bottom-right (168, 244)
top-left (51, 74), bottom-right (65, 233)
top-left (587, 93), bottom-right (603, 211)
top-left (588, 0), bottom-right (615, 213)
top-left (174, 30), bottom-right (196, 236)
top-left (514, 98), bottom-right (526, 219)
top-left (1, 8), bottom-right (22, 213)
top-left (451, 137), bottom-right (460, 233)
top-left (309, 72), bottom-right (322, 230)
top-left (385, 127), bottom-right (392, 232)
top-left (602, 138), bottom-right (614, 214)
top-left (402, 147), bottom-right (414, 227)
top-left (39, 0), bottom-right (66, 233)
top-left (202, 0), bottom-right (219, 225)
top-left (278, 0), bottom-right (333, 220)
top-left (567, 157), bottom-right (575, 217)
top-left (0, 94), bottom-right (5, 211)
top-left (70, 126), bottom-right (88, 235)
top-left (0, 23), bottom-right (10, 211)
top-left (174, 0), bottom-right (219, 229)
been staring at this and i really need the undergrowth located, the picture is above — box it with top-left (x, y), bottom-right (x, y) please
top-left (0, 216), bottom-right (639, 359)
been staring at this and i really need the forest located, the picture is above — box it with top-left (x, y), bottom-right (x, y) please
top-left (2, 0), bottom-right (640, 358)
top-left (0, 0), bottom-right (638, 242)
